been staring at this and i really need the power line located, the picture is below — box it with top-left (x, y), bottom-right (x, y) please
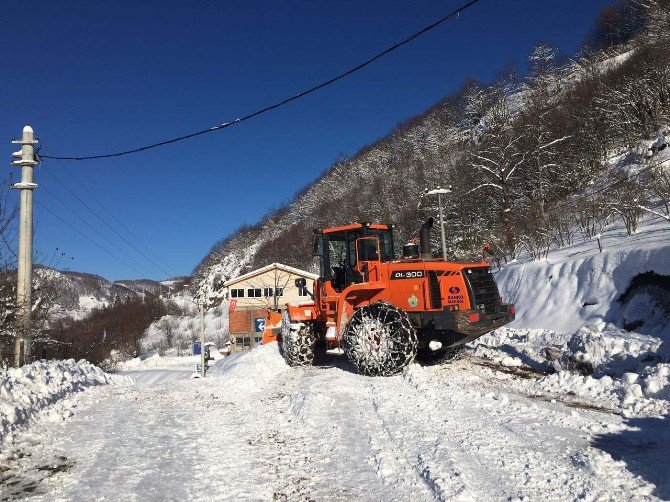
top-left (40, 181), bottom-right (161, 279)
top-left (41, 0), bottom-right (482, 161)
top-left (40, 164), bottom-right (174, 278)
top-left (35, 200), bottom-right (147, 276)
top-left (46, 153), bottom-right (179, 276)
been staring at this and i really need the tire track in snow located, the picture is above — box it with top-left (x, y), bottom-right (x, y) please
top-left (370, 359), bottom-right (654, 500)
top-left (368, 384), bottom-right (471, 501)
top-left (269, 365), bottom-right (439, 501)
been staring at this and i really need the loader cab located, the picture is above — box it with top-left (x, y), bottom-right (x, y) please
top-left (314, 223), bottom-right (395, 292)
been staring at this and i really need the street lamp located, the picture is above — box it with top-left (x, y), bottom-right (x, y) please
top-left (424, 186), bottom-right (452, 260)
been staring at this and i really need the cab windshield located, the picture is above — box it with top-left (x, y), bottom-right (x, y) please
top-left (318, 226), bottom-right (395, 289)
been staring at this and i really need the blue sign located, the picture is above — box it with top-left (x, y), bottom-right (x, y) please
top-left (254, 318), bottom-right (266, 332)
top-left (193, 341), bottom-right (201, 355)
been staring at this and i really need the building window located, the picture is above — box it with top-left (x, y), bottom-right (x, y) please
top-left (248, 288), bottom-right (262, 298)
top-left (298, 286), bottom-right (309, 297)
top-left (263, 287), bottom-right (274, 297)
top-left (275, 288), bottom-right (284, 297)
top-left (231, 288), bottom-right (244, 298)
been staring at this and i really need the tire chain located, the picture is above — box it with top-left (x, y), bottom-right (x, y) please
top-left (343, 301), bottom-right (418, 376)
top-left (279, 310), bottom-right (316, 367)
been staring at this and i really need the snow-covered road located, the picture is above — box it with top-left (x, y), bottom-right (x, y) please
top-left (1, 344), bottom-right (667, 501)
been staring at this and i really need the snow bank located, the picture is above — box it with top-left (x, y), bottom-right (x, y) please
top-left (0, 359), bottom-right (126, 443)
top-left (495, 216), bottom-right (670, 339)
top-left (209, 342), bottom-right (288, 392)
top-left (565, 325), bottom-right (662, 377)
top-left (470, 326), bottom-right (670, 417)
top-left (535, 363), bottom-right (670, 417)
top-left (469, 327), bottom-right (570, 371)
top-left (473, 325), bottom-right (665, 377)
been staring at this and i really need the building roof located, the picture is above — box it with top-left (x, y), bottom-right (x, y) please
top-left (223, 262), bottom-right (319, 287)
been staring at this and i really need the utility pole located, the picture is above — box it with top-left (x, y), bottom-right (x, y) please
top-left (11, 126), bottom-right (38, 367)
top-left (425, 187), bottom-right (452, 260)
top-left (199, 300), bottom-right (206, 378)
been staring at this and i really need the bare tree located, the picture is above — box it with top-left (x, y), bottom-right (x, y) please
top-left (245, 268), bottom-right (295, 311)
top-left (467, 86), bottom-right (528, 258)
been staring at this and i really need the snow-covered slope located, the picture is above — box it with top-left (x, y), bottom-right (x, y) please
top-left (495, 215), bottom-right (670, 338)
top-left (39, 267), bottom-right (173, 320)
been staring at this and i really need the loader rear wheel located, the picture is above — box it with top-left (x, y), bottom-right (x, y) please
top-left (343, 301), bottom-right (417, 376)
top-left (279, 310), bottom-right (316, 367)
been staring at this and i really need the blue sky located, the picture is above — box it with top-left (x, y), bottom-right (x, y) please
top-left (0, 0), bottom-right (611, 281)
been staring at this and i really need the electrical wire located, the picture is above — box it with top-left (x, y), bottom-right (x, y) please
top-left (40, 0), bottom-right (481, 161)
top-left (35, 200), bottom-right (147, 277)
top-left (45, 153), bottom-right (178, 276)
top-left (40, 181), bottom-right (161, 279)
top-left (40, 164), bottom-right (174, 278)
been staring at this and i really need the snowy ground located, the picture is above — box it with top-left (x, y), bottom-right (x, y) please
top-left (3, 202), bottom-right (670, 500)
top-left (1, 342), bottom-right (668, 501)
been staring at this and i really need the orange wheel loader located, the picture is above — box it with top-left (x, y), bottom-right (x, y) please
top-left (278, 218), bottom-right (515, 376)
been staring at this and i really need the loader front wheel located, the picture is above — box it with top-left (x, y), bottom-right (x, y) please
top-left (343, 301), bottom-right (417, 376)
top-left (279, 310), bottom-right (316, 367)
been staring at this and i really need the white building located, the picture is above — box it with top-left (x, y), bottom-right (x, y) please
top-left (224, 263), bottom-right (318, 350)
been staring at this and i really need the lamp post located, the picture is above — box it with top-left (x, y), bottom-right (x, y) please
top-left (425, 187), bottom-right (452, 260)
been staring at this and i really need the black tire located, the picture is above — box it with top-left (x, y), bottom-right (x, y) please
top-left (279, 310), bottom-right (316, 367)
top-left (417, 345), bottom-right (464, 366)
top-left (342, 301), bottom-right (418, 376)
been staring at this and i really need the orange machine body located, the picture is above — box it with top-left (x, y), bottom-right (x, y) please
top-left (285, 222), bottom-right (514, 351)
top-left (261, 309), bottom-right (282, 345)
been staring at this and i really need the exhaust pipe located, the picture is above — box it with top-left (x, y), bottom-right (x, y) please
top-left (419, 217), bottom-right (434, 260)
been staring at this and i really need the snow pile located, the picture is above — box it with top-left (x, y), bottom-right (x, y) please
top-left (209, 342), bottom-right (288, 392)
top-left (470, 325), bottom-right (669, 416)
top-left (469, 327), bottom-right (570, 371)
top-left (565, 325), bottom-right (662, 377)
top-left (536, 363), bottom-right (670, 417)
top-left (472, 325), bottom-right (666, 378)
top-left (0, 359), bottom-right (126, 442)
top-left (494, 216), bottom-right (670, 339)
top-left (641, 363), bottom-right (670, 400)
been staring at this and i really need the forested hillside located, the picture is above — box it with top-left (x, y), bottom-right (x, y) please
top-left (194, 0), bottom-right (670, 303)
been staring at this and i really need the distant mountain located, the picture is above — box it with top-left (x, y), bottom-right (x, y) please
top-left (36, 267), bottom-right (181, 320)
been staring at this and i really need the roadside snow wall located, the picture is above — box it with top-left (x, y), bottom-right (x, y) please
top-left (0, 359), bottom-right (124, 443)
top-left (495, 233), bottom-right (670, 339)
